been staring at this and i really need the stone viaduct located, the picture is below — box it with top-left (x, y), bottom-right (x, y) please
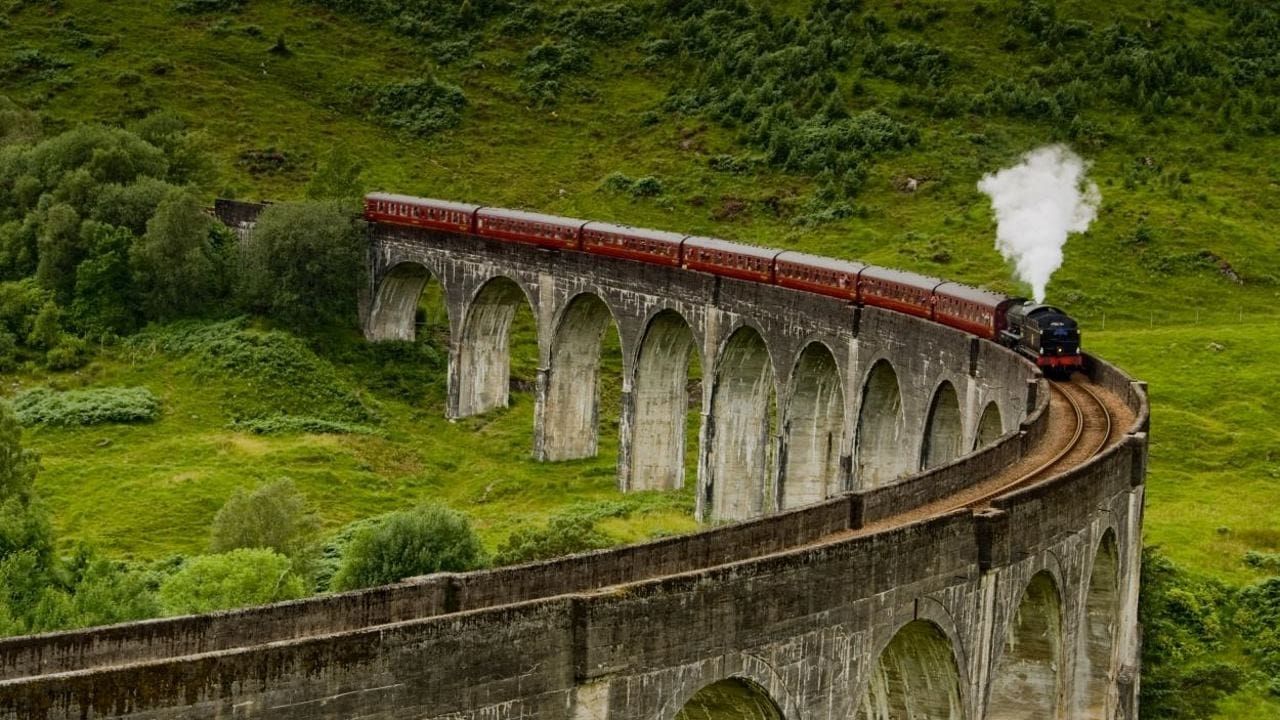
top-left (0, 201), bottom-right (1148, 720)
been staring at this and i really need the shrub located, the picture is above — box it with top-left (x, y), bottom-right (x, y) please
top-left (494, 514), bottom-right (611, 566)
top-left (44, 335), bottom-right (90, 370)
top-left (210, 479), bottom-right (322, 581)
top-left (127, 319), bottom-right (375, 424)
top-left (630, 176), bottom-right (663, 197)
top-left (358, 77), bottom-right (466, 138)
top-left (601, 171), bottom-right (635, 192)
top-left (158, 548), bottom-right (306, 615)
top-left (1140, 548), bottom-right (1243, 719)
top-left (12, 386), bottom-right (159, 426)
top-left (330, 504), bottom-right (485, 591)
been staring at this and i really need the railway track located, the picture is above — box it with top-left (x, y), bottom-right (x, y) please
top-left (956, 375), bottom-right (1114, 511)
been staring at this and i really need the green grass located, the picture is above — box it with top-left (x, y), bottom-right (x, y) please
top-left (13, 336), bottom-right (697, 559)
top-left (1090, 322), bottom-right (1280, 586)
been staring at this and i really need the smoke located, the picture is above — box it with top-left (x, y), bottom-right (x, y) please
top-left (977, 145), bottom-right (1100, 303)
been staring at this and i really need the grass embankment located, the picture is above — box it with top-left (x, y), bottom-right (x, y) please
top-left (15, 315), bottom-right (696, 560)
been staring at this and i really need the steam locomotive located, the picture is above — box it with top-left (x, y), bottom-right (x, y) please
top-left (364, 193), bottom-right (1084, 377)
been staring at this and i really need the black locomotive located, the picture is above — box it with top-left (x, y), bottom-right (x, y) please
top-left (998, 301), bottom-right (1084, 378)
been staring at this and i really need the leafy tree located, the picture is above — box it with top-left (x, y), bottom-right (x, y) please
top-left (330, 504), bottom-right (485, 591)
top-left (237, 201), bottom-right (364, 329)
top-left (0, 218), bottom-right (38, 278)
top-left (131, 188), bottom-right (219, 320)
top-left (91, 177), bottom-right (176, 236)
top-left (0, 401), bottom-right (52, 608)
top-left (25, 299), bottom-right (61, 351)
top-left (71, 222), bottom-right (139, 336)
top-left (210, 479), bottom-right (322, 581)
top-left (305, 145), bottom-right (364, 203)
top-left (130, 111), bottom-right (213, 186)
top-left (34, 203), bottom-right (82, 303)
top-left (158, 548), bottom-right (306, 615)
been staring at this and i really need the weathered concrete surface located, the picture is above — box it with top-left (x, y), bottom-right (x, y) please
top-left (0, 203), bottom-right (1144, 720)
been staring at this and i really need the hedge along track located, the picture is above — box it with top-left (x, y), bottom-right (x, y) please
top-left (956, 374), bottom-right (1114, 512)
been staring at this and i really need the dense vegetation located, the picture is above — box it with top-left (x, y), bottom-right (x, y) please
top-left (1, 0), bottom-right (1278, 716)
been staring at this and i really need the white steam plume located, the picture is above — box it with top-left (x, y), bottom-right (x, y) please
top-left (977, 144), bottom-right (1100, 303)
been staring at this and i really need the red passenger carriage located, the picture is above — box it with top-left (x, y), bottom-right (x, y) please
top-left (580, 222), bottom-right (685, 266)
top-left (932, 282), bottom-right (1005, 339)
top-left (774, 251), bottom-right (864, 302)
top-left (857, 266), bottom-right (940, 320)
top-left (364, 193), bottom-right (479, 234)
top-left (474, 208), bottom-right (587, 250)
top-left (682, 237), bottom-right (782, 284)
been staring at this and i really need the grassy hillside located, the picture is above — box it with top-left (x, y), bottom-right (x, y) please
top-left (3, 0), bottom-right (1280, 715)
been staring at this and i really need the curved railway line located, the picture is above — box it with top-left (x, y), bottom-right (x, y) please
top-left (960, 376), bottom-right (1115, 511)
top-left (852, 373), bottom-right (1128, 534)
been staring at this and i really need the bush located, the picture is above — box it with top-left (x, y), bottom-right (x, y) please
top-left (1140, 548), bottom-right (1244, 719)
top-left (127, 319), bottom-right (376, 424)
top-left (44, 334), bottom-right (90, 370)
top-left (236, 202), bottom-right (365, 330)
top-left (494, 514), bottom-right (611, 566)
top-left (210, 479), bottom-right (322, 581)
top-left (358, 77), bottom-right (466, 138)
top-left (330, 504), bottom-right (485, 591)
top-left (11, 386), bottom-right (159, 426)
top-left (158, 548), bottom-right (306, 615)
top-left (630, 176), bottom-right (663, 197)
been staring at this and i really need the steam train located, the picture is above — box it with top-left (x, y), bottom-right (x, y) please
top-left (364, 193), bottom-right (1084, 377)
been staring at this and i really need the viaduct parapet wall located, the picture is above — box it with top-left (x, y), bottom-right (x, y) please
top-left (0, 202), bottom-right (1147, 720)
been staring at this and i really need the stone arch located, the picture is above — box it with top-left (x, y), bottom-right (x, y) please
top-left (366, 261), bottom-right (446, 342)
top-left (1073, 529), bottom-right (1120, 719)
top-left (856, 619), bottom-right (965, 720)
top-left (921, 380), bottom-right (964, 470)
top-left (628, 310), bottom-right (701, 492)
top-left (706, 325), bottom-right (776, 522)
top-left (855, 359), bottom-right (909, 489)
top-left (539, 293), bottom-right (621, 461)
top-left (974, 401), bottom-right (1004, 451)
top-left (780, 341), bottom-right (845, 509)
top-left (674, 677), bottom-right (784, 720)
top-left (988, 571), bottom-right (1064, 720)
top-left (454, 276), bottom-right (535, 418)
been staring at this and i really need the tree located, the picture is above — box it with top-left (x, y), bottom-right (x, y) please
top-left (34, 203), bottom-right (83, 303)
top-left (210, 479), bottom-right (321, 582)
top-left (26, 299), bottom-right (62, 351)
top-left (330, 504), bottom-right (485, 591)
top-left (0, 401), bottom-right (52, 604)
top-left (158, 548), bottom-right (306, 615)
top-left (131, 187), bottom-right (218, 320)
top-left (237, 201), bottom-right (365, 329)
top-left (304, 145), bottom-right (365, 204)
top-left (71, 222), bottom-right (139, 336)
